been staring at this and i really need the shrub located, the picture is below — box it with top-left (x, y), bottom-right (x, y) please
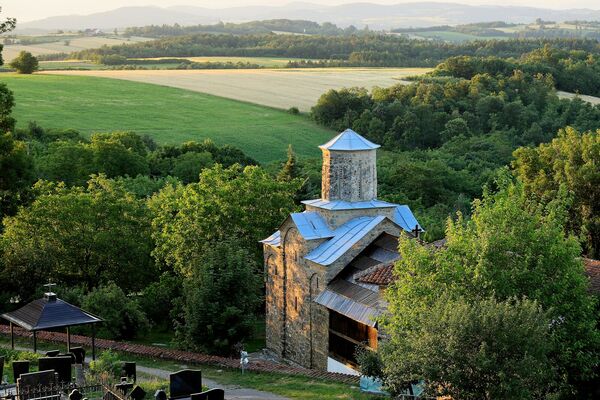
top-left (355, 347), bottom-right (384, 379)
top-left (287, 107), bottom-right (300, 114)
top-left (9, 51), bottom-right (39, 74)
top-left (82, 283), bottom-right (150, 340)
top-left (88, 350), bottom-right (121, 381)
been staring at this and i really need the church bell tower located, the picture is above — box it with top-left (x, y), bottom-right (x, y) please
top-left (319, 129), bottom-right (380, 202)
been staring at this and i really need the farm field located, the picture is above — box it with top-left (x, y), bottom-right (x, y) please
top-left (42, 67), bottom-right (431, 111)
top-left (131, 56), bottom-right (315, 67)
top-left (1, 73), bottom-right (334, 163)
top-left (2, 36), bottom-right (152, 62)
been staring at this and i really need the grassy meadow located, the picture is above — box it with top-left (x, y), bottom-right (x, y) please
top-left (1, 73), bottom-right (334, 163)
top-left (42, 67), bottom-right (431, 111)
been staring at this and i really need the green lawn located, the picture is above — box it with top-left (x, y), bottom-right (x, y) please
top-left (0, 337), bottom-right (381, 400)
top-left (0, 73), bottom-right (333, 163)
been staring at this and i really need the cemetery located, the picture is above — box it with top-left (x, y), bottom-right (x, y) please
top-left (0, 287), bottom-right (225, 400)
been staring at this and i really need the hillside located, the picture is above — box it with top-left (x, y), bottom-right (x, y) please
top-left (16, 2), bottom-right (600, 32)
top-left (2, 73), bottom-right (334, 163)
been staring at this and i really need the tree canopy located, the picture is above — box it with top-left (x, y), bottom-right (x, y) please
top-left (512, 127), bottom-right (600, 257)
top-left (381, 176), bottom-right (599, 397)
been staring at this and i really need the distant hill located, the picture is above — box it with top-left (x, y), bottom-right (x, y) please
top-left (15, 2), bottom-right (600, 32)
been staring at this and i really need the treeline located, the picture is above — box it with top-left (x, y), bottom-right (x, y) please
top-left (309, 70), bottom-right (600, 247)
top-left (433, 46), bottom-right (600, 96)
top-left (67, 34), bottom-right (600, 67)
top-left (123, 19), bottom-right (358, 37)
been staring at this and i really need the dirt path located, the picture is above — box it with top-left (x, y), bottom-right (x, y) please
top-left (3, 344), bottom-right (289, 400)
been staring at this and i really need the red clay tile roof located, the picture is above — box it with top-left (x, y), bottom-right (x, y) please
top-left (584, 258), bottom-right (600, 295)
top-left (356, 263), bottom-right (394, 286)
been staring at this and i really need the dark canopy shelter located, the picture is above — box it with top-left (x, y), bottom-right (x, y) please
top-left (1, 289), bottom-right (102, 359)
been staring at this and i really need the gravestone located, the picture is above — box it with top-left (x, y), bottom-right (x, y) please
top-left (115, 381), bottom-right (133, 395)
top-left (58, 353), bottom-right (76, 364)
top-left (17, 370), bottom-right (58, 388)
top-left (69, 389), bottom-right (84, 400)
top-left (17, 370), bottom-right (59, 400)
top-left (70, 347), bottom-right (85, 365)
top-left (38, 356), bottom-right (72, 383)
top-left (190, 389), bottom-right (224, 400)
top-left (45, 350), bottom-right (60, 357)
top-left (0, 356), bottom-right (4, 384)
top-left (12, 360), bottom-right (30, 382)
top-left (169, 370), bottom-right (202, 399)
top-left (121, 362), bottom-right (136, 382)
top-left (154, 390), bottom-right (167, 400)
top-left (128, 386), bottom-right (146, 400)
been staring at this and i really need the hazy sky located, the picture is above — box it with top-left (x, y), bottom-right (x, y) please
top-left (2, 0), bottom-right (599, 23)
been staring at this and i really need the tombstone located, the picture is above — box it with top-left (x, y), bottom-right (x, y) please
top-left (45, 350), bottom-right (60, 357)
top-left (128, 386), bottom-right (146, 400)
top-left (154, 390), bottom-right (167, 400)
top-left (70, 347), bottom-right (86, 365)
top-left (12, 360), bottom-right (30, 382)
top-left (121, 361), bottom-right (136, 382)
top-left (115, 381), bottom-right (134, 396)
top-left (69, 389), bottom-right (84, 400)
top-left (17, 370), bottom-right (58, 388)
top-left (58, 353), bottom-right (76, 364)
top-left (17, 370), bottom-right (59, 400)
top-left (0, 356), bottom-right (4, 384)
top-left (169, 370), bottom-right (202, 399)
top-left (38, 356), bottom-right (72, 383)
top-left (190, 389), bottom-right (224, 400)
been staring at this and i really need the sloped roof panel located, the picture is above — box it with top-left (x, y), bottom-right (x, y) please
top-left (314, 281), bottom-right (382, 327)
top-left (302, 198), bottom-right (397, 210)
top-left (2, 296), bottom-right (102, 331)
top-left (290, 212), bottom-right (333, 240)
top-left (393, 205), bottom-right (423, 232)
top-left (260, 230), bottom-right (281, 247)
top-left (319, 129), bottom-right (380, 151)
top-left (305, 216), bottom-right (386, 266)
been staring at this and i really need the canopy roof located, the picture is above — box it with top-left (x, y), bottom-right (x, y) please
top-left (1, 292), bottom-right (102, 331)
top-left (319, 129), bottom-right (380, 151)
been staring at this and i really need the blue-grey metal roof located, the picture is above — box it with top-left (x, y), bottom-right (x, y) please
top-left (260, 230), bottom-right (281, 247)
top-left (290, 212), bottom-right (334, 240)
top-left (305, 216), bottom-right (388, 266)
top-left (1, 294), bottom-right (102, 331)
top-left (319, 129), bottom-right (381, 151)
top-left (393, 205), bottom-right (423, 232)
top-left (302, 198), bottom-right (397, 210)
top-left (314, 279), bottom-right (382, 326)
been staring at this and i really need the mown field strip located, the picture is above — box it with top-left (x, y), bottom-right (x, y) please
top-left (42, 68), bottom-right (431, 111)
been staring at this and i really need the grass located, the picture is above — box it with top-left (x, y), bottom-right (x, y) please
top-left (1, 73), bottom-right (334, 163)
top-left (0, 336), bottom-right (382, 400)
top-left (41, 67), bottom-right (431, 111)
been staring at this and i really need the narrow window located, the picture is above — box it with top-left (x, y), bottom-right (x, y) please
top-left (295, 297), bottom-right (298, 311)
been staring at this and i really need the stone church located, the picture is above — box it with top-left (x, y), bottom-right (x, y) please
top-left (261, 129), bottom-right (423, 373)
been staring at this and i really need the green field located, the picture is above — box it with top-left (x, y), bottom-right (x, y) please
top-left (1, 73), bottom-right (334, 163)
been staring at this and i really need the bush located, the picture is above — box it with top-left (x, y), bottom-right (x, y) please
top-left (355, 347), bottom-right (384, 379)
top-left (9, 51), bottom-right (39, 74)
top-left (287, 107), bottom-right (299, 115)
top-left (139, 273), bottom-right (182, 327)
top-left (88, 350), bottom-right (121, 381)
top-left (82, 283), bottom-right (150, 340)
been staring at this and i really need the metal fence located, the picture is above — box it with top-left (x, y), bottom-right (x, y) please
top-left (2, 383), bottom-right (105, 400)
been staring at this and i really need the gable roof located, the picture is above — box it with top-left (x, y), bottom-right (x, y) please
top-left (260, 230), bottom-right (281, 247)
top-left (290, 212), bottom-right (333, 240)
top-left (305, 215), bottom-right (393, 266)
top-left (2, 294), bottom-right (102, 331)
top-left (319, 129), bottom-right (380, 151)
